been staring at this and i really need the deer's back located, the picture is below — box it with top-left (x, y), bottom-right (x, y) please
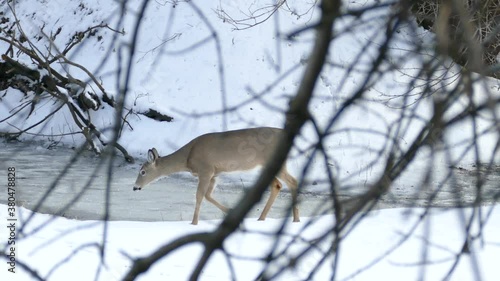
top-left (186, 127), bottom-right (283, 174)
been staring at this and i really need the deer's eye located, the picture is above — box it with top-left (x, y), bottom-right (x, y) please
top-left (140, 170), bottom-right (146, 176)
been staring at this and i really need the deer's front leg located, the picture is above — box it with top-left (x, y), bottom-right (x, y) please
top-left (192, 175), bottom-right (211, 225)
top-left (204, 176), bottom-right (229, 213)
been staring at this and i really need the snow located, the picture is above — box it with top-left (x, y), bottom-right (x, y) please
top-left (0, 0), bottom-right (499, 280)
top-left (1, 205), bottom-right (499, 280)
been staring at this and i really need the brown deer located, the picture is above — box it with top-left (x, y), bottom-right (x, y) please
top-left (133, 127), bottom-right (300, 225)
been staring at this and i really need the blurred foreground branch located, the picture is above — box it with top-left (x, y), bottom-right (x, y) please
top-left (123, 0), bottom-right (341, 280)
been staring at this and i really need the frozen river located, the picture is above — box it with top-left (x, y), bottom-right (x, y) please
top-left (0, 141), bottom-right (498, 222)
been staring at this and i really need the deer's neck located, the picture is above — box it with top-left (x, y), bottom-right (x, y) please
top-left (156, 147), bottom-right (189, 176)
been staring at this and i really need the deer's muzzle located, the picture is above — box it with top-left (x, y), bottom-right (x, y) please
top-left (133, 187), bottom-right (142, 191)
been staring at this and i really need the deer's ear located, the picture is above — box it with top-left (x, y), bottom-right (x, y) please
top-left (147, 148), bottom-right (158, 163)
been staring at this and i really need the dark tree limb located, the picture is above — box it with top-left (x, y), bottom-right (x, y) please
top-left (141, 109), bottom-right (174, 122)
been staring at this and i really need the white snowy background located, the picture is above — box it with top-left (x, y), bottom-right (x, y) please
top-left (0, 0), bottom-right (499, 280)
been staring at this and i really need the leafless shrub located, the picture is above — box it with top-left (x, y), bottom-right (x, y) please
top-left (412, 0), bottom-right (500, 78)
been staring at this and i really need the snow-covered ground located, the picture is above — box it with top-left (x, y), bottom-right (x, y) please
top-left (1, 205), bottom-right (500, 280)
top-left (0, 0), bottom-right (499, 280)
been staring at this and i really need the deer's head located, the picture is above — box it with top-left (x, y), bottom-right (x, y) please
top-left (133, 148), bottom-right (161, 191)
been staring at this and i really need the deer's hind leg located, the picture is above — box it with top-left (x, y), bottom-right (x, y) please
top-left (278, 167), bottom-right (300, 222)
top-left (258, 178), bottom-right (282, 221)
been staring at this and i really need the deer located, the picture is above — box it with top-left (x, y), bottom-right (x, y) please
top-left (133, 127), bottom-right (300, 225)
